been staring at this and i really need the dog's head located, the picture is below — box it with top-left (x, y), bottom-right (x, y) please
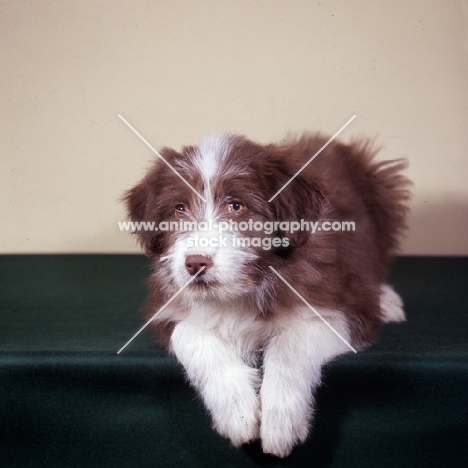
top-left (124, 134), bottom-right (325, 303)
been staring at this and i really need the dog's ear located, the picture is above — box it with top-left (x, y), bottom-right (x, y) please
top-left (123, 148), bottom-right (186, 257)
top-left (125, 180), bottom-right (150, 224)
top-left (256, 146), bottom-right (326, 247)
top-left (123, 178), bottom-right (157, 257)
top-left (123, 152), bottom-right (177, 257)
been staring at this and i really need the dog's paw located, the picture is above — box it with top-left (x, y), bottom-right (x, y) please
top-left (380, 284), bottom-right (406, 323)
top-left (204, 366), bottom-right (261, 447)
top-left (260, 398), bottom-right (310, 458)
top-left (211, 384), bottom-right (260, 447)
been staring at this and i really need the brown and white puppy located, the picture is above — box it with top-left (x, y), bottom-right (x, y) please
top-left (124, 133), bottom-right (410, 457)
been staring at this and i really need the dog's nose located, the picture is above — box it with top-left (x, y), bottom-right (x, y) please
top-left (185, 255), bottom-right (213, 276)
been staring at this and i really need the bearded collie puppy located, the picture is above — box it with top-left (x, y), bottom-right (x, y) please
top-left (124, 133), bottom-right (410, 457)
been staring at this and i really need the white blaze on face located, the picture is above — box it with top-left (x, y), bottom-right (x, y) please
top-left (166, 135), bottom-right (258, 297)
top-left (194, 134), bottom-right (230, 220)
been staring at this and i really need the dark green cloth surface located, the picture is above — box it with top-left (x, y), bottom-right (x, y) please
top-left (0, 255), bottom-right (467, 467)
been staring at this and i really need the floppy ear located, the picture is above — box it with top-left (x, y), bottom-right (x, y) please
top-left (123, 148), bottom-right (185, 257)
top-left (259, 147), bottom-right (326, 247)
top-left (123, 179), bottom-right (157, 257)
top-left (125, 180), bottom-right (149, 224)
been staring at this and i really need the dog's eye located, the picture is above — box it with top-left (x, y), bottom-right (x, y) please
top-left (228, 202), bottom-right (244, 214)
top-left (175, 204), bottom-right (186, 214)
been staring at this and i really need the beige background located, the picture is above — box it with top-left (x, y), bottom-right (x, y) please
top-left (1, 0), bottom-right (467, 255)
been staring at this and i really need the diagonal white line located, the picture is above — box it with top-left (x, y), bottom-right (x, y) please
top-left (117, 267), bottom-right (205, 354)
top-left (268, 114), bottom-right (357, 202)
top-left (268, 266), bottom-right (357, 353)
top-left (118, 114), bottom-right (207, 203)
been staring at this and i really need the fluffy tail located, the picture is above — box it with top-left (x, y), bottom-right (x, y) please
top-left (352, 141), bottom-right (412, 270)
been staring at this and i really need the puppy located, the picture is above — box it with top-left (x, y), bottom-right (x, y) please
top-left (124, 133), bottom-right (410, 457)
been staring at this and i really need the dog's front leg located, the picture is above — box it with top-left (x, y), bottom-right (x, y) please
top-left (171, 322), bottom-right (261, 447)
top-left (260, 315), bottom-right (351, 457)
